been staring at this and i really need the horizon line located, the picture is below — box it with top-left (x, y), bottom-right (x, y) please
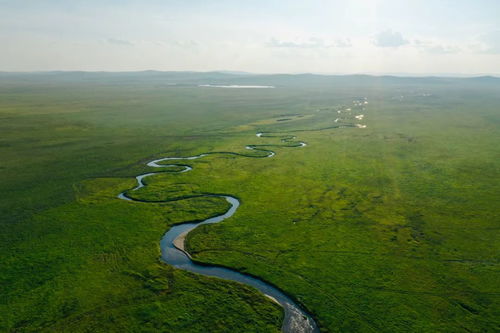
top-left (0, 70), bottom-right (499, 79)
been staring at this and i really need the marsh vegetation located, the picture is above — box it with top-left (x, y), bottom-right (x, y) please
top-left (1, 72), bottom-right (499, 332)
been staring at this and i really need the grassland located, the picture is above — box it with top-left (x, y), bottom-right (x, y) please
top-left (1, 72), bottom-right (499, 332)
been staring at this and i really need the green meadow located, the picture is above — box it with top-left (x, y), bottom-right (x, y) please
top-left (1, 72), bottom-right (499, 332)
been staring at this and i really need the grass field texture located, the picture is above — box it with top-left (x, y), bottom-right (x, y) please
top-left (1, 73), bottom-right (498, 332)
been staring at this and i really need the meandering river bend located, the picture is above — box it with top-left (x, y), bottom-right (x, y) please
top-left (118, 134), bottom-right (319, 333)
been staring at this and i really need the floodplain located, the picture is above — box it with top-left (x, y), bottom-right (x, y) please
top-left (1, 72), bottom-right (499, 332)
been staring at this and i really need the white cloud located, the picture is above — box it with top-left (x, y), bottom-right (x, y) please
top-left (478, 31), bottom-right (500, 54)
top-left (332, 39), bottom-right (352, 48)
top-left (106, 38), bottom-right (133, 46)
top-left (266, 37), bottom-right (351, 49)
top-left (413, 39), bottom-right (461, 54)
top-left (373, 30), bottom-right (408, 48)
top-left (171, 40), bottom-right (199, 49)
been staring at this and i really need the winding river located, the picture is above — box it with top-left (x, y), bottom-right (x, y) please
top-left (117, 134), bottom-right (319, 333)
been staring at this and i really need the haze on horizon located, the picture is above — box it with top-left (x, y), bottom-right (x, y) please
top-left (1, 0), bottom-right (499, 75)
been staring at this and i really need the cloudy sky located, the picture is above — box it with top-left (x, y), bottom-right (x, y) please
top-left (1, 0), bottom-right (499, 75)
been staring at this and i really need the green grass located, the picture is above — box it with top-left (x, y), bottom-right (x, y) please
top-left (1, 72), bottom-right (499, 332)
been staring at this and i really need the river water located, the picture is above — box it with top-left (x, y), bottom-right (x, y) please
top-left (118, 137), bottom-right (318, 333)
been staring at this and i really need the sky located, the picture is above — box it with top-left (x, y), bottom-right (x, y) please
top-left (1, 0), bottom-right (500, 75)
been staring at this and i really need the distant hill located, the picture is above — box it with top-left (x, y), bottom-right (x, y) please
top-left (1, 71), bottom-right (499, 87)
